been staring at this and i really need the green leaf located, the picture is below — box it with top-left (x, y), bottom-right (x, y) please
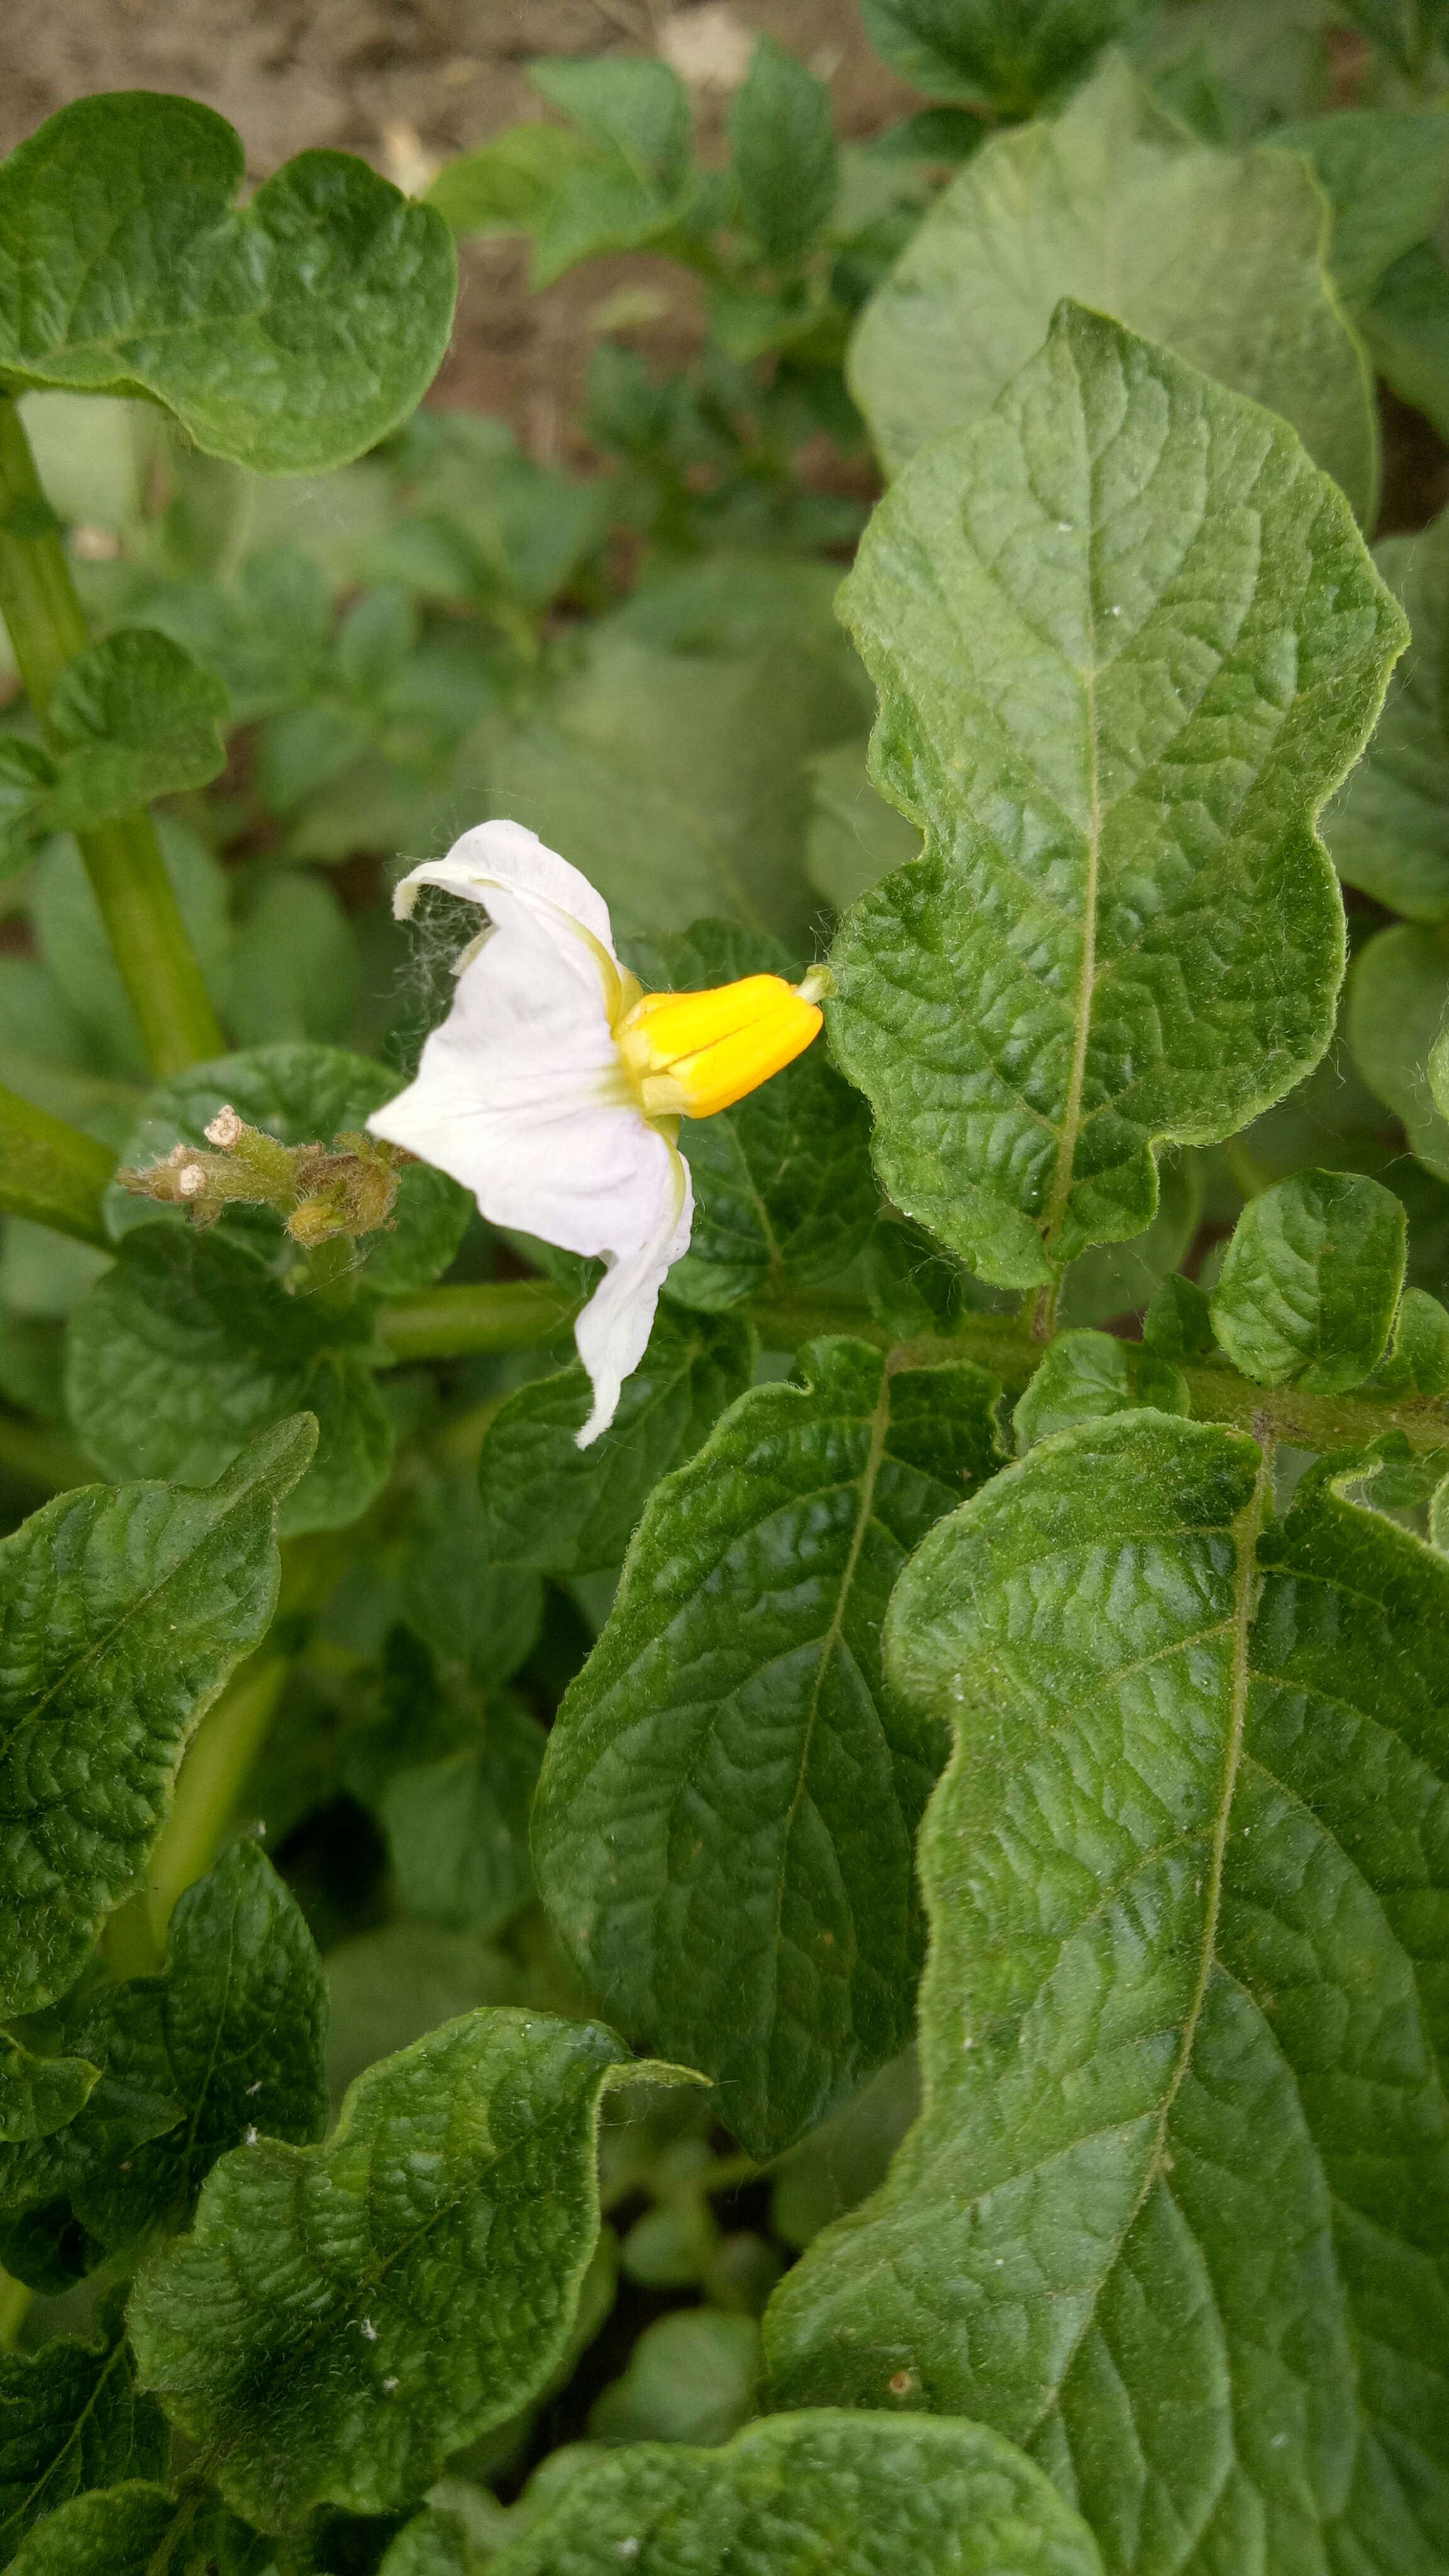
top-left (828, 301), bottom-right (1403, 1289)
top-left (764, 1414), bottom-right (1449, 2570)
top-left (533, 1338), bottom-right (1003, 2158)
top-left (770, 2045), bottom-right (921, 2250)
top-left (0, 1418), bottom-right (313, 2020)
top-left (221, 872), bottom-right (361, 1050)
top-left (36, 631), bottom-right (229, 834)
top-left (1360, 242), bottom-right (1449, 445)
top-left (0, 2045), bottom-right (97, 2146)
top-left (104, 1042), bottom-right (472, 1296)
top-left (729, 37), bottom-right (838, 267)
top-left (427, 124), bottom-right (592, 238)
top-left (322, 1926), bottom-right (523, 2120)
top-left (1209, 1170), bottom-right (1407, 1392)
top-left (4, 2484), bottom-right (260, 2576)
top-left (1370, 1284), bottom-right (1449, 1396)
top-left (588, 2310), bottom-right (760, 2447)
top-left (1336, 0), bottom-right (1449, 79)
top-left (487, 558), bottom-right (874, 954)
top-left (860, 0), bottom-right (1145, 112)
top-left (848, 57), bottom-right (1380, 524)
top-left (1270, 108), bottom-right (1449, 307)
top-left (1126, 0), bottom-right (1331, 147)
top-left (0, 1840), bottom-right (327, 2250)
top-left (29, 819), bottom-right (231, 1083)
top-left (1055, 1151), bottom-right (1202, 1331)
top-left (1141, 1269), bottom-right (1214, 1360)
top-left (381, 1701), bottom-right (546, 1941)
top-left (0, 2299), bottom-right (167, 2565)
top-left (0, 96), bottom-right (457, 472)
top-left (1324, 511), bottom-right (1449, 922)
top-left (530, 56), bottom-right (693, 194)
top-left (804, 739), bottom-right (921, 913)
top-left (480, 1306), bottom-right (755, 1578)
top-left (65, 1229), bottom-right (392, 1540)
top-left (126, 2008), bottom-right (694, 2529)
top-left (625, 923), bottom-right (879, 1313)
top-left (396, 1465), bottom-right (544, 1692)
top-left (1012, 1329), bottom-right (1188, 1450)
top-left (381, 2485), bottom-right (509, 2576)
top-left (486, 2411), bottom-right (1102, 2575)
top-left (1348, 923), bottom-right (1449, 1189)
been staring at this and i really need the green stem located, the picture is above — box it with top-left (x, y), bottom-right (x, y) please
top-left (0, 396), bottom-right (225, 1079)
top-left (0, 1080), bottom-right (115, 1245)
top-left (376, 1277), bottom-right (578, 1360)
top-left (0, 2270), bottom-right (31, 2351)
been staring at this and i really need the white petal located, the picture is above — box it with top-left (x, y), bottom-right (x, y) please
top-left (392, 818), bottom-right (619, 964)
top-left (574, 1138), bottom-right (692, 1446)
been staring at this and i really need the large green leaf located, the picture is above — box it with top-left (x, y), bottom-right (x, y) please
top-left (848, 57), bottom-right (1379, 523)
top-left (1209, 1169), bottom-right (1407, 1392)
top-left (860, 0), bottom-right (1145, 112)
top-left (534, 1338), bottom-right (1002, 2158)
top-left (0, 1418), bottom-right (313, 2020)
top-left (126, 2009), bottom-right (693, 2529)
top-left (0, 1840), bottom-right (327, 2252)
top-left (1326, 512), bottom-right (1449, 922)
top-left (0, 95), bottom-right (456, 472)
top-left (486, 2411), bottom-right (1102, 2575)
top-left (0, 2299), bottom-right (167, 2566)
top-left (764, 1414), bottom-right (1449, 2574)
top-left (827, 301), bottom-right (1404, 1290)
top-left (480, 1306), bottom-right (755, 1578)
top-left (487, 558), bottom-right (874, 952)
top-left (65, 1228), bottom-right (392, 1540)
top-left (626, 923), bottom-right (879, 1313)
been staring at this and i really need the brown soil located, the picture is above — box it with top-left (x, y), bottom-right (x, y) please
top-left (0, 1), bottom-right (914, 457)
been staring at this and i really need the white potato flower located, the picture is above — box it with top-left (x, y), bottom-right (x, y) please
top-left (368, 821), bottom-right (828, 1445)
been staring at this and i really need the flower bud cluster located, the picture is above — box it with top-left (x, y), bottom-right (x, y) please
top-left (117, 1106), bottom-right (413, 1250)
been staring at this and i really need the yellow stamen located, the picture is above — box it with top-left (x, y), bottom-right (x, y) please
top-left (616, 970), bottom-right (831, 1119)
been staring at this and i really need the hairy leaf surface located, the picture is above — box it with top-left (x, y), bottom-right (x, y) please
top-left (0, 1841), bottom-right (327, 2250)
top-left (0, 95), bottom-right (455, 470)
top-left (1209, 1170), bottom-right (1407, 1392)
top-left (487, 2410), bottom-right (1102, 2575)
top-left (764, 1414), bottom-right (1449, 2575)
top-left (0, 1419), bottom-right (313, 2019)
top-left (127, 2009), bottom-right (691, 2529)
top-left (534, 1338), bottom-right (1002, 2157)
top-left (0, 2302), bottom-right (167, 2565)
top-left (850, 58), bottom-right (1379, 520)
top-left (480, 1306), bottom-right (755, 1577)
top-left (4, 2484), bottom-right (259, 2576)
top-left (828, 301), bottom-right (1404, 1287)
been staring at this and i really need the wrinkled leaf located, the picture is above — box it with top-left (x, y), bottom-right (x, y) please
top-left (850, 57), bottom-right (1379, 523)
top-left (535, 1338), bottom-right (1002, 2157)
top-left (1013, 1328), bottom-right (1187, 1448)
top-left (1324, 510), bottom-right (1449, 922)
top-left (0, 1418), bottom-right (313, 2019)
top-left (828, 301), bottom-right (1403, 1289)
top-left (1209, 1169), bottom-right (1407, 1391)
top-left (764, 1414), bottom-right (1449, 2573)
top-left (480, 1306), bottom-right (755, 1578)
top-left (3, 2483), bottom-right (259, 2576)
top-left (0, 2299), bottom-right (167, 2565)
top-left (0, 1840), bottom-right (327, 2250)
top-left (127, 2009), bottom-right (694, 2529)
top-left (0, 2046), bottom-right (97, 2148)
top-left (0, 95), bottom-right (455, 471)
top-left (489, 2411), bottom-right (1102, 2575)
top-left (35, 631), bottom-right (228, 834)
top-left (65, 1228), bottom-right (392, 1541)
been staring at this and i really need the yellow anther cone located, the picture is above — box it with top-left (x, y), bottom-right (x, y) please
top-left (618, 972), bottom-right (830, 1118)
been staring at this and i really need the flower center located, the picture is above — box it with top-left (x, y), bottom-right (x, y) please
top-left (615, 969), bottom-right (833, 1119)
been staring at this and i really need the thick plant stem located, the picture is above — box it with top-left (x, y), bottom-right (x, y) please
top-left (376, 1277), bottom-right (579, 1359)
top-left (0, 1080), bottom-right (114, 1244)
top-left (0, 395), bottom-right (224, 1078)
